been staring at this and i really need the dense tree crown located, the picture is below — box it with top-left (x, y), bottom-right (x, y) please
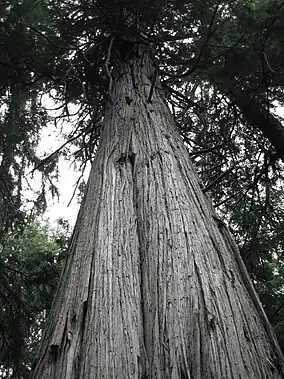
top-left (1, 0), bottom-right (284, 377)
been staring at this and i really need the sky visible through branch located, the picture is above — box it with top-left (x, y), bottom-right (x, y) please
top-left (25, 96), bottom-right (91, 226)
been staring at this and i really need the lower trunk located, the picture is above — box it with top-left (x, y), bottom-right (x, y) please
top-left (31, 53), bottom-right (284, 378)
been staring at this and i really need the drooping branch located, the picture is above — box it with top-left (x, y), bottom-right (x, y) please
top-left (230, 86), bottom-right (284, 162)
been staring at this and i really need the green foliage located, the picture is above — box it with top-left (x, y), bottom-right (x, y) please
top-left (0, 219), bottom-right (70, 378)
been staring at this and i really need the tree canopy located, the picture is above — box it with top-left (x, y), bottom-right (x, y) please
top-left (1, 0), bottom-right (284, 376)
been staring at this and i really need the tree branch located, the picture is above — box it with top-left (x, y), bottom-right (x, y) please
top-left (202, 167), bottom-right (234, 193)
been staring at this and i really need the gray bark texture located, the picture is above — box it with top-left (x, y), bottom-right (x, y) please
top-left (31, 51), bottom-right (284, 378)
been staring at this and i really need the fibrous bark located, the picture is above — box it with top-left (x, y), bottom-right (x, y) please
top-left (31, 50), bottom-right (284, 378)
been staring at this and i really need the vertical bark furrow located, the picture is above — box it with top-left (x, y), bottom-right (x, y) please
top-left (31, 52), bottom-right (284, 378)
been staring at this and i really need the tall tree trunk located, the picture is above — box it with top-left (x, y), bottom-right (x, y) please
top-left (31, 51), bottom-right (284, 378)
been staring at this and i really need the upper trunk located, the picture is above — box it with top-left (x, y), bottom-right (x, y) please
top-left (31, 49), bottom-right (284, 378)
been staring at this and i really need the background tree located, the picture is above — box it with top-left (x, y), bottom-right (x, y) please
top-left (0, 219), bottom-right (70, 379)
